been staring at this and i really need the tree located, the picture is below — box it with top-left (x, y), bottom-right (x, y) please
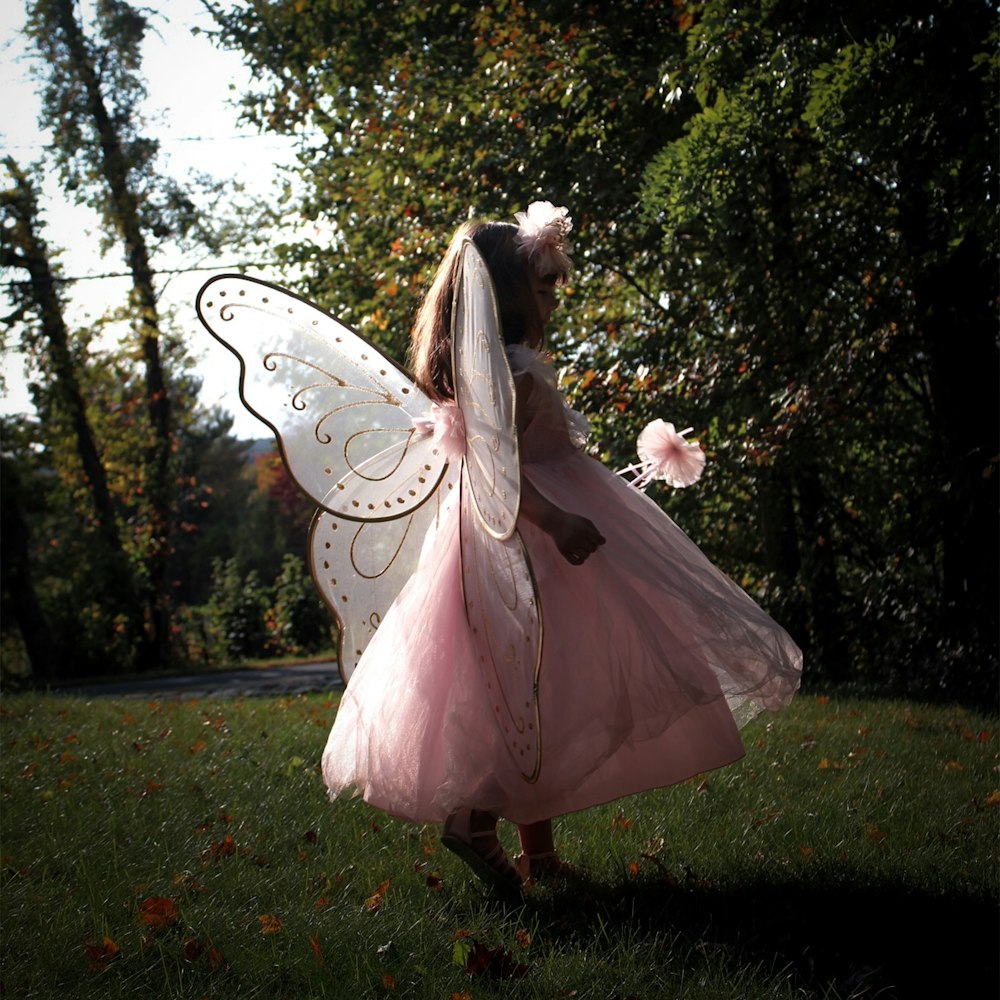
top-left (641, 0), bottom-right (998, 689)
top-left (208, 0), bottom-right (996, 694)
top-left (23, 0), bottom-right (194, 666)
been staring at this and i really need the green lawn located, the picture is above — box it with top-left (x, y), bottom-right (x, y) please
top-left (1, 692), bottom-right (996, 999)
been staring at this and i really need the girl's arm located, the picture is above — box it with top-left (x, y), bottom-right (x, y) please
top-left (514, 373), bottom-right (605, 565)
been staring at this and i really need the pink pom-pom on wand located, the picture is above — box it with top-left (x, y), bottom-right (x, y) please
top-left (617, 419), bottom-right (706, 490)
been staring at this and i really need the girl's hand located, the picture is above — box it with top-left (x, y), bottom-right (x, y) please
top-left (544, 508), bottom-right (606, 566)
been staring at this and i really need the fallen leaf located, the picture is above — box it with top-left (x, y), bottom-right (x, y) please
top-left (818, 758), bottom-right (830, 770)
top-left (202, 834), bottom-right (238, 862)
top-left (171, 872), bottom-right (205, 892)
top-left (944, 760), bottom-right (964, 773)
top-left (258, 913), bottom-right (283, 935)
top-left (382, 973), bottom-right (397, 989)
top-left (984, 790), bottom-right (1000, 807)
top-left (515, 928), bottom-right (532, 950)
top-left (425, 873), bottom-right (443, 891)
top-left (628, 861), bottom-right (641, 878)
top-left (465, 939), bottom-right (531, 979)
top-left (83, 935), bottom-right (120, 971)
top-left (800, 846), bottom-right (814, 858)
top-left (138, 896), bottom-right (180, 930)
top-left (611, 808), bottom-right (633, 831)
top-left (205, 944), bottom-right (228, 972)
top-left (309, 931), bottom-right (323, 963)
top-left (189, 738), bottom-right (208, 754)
top-left (867, 824), bottom-right (887, 843)
top-left (365, 879), bottom-right (391, 912)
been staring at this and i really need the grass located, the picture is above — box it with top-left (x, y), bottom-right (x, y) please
top-left (1, 692), bottom-right (996, 999)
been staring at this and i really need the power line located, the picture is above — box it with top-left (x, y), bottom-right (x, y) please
top-left (1, 261), bottom-right (285, 288)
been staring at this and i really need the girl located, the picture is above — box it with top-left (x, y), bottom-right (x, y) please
top-left (321, 202), bottom-right (802, 889)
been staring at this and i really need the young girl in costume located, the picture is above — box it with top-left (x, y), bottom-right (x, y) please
top-left (321, 202), bottom-right (802, 888)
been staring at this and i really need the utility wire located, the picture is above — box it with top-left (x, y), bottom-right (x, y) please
top-left (1, 261), bottom-right (285, 288)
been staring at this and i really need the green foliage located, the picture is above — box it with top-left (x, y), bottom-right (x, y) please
top-left (192, 554), bottom-right (334, 665)
top-left (269, 553), bottom-right (334, 657)
top-left (202, 558), bottom-right (273, 662)
top-left (0, 693), bottom-right (995, 997)
top-left (205, 0), bottom-right (998, 694)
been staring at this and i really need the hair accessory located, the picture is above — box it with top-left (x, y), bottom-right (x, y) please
top-left (617, 420), bottom-right (706, 490)
top-left (514, 201), bottom-right (573, 277)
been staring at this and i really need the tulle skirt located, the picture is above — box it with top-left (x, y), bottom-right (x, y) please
top-left (321, 450), bottom-right (801, 825)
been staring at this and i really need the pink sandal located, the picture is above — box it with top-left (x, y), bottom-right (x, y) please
top-left (441, 810), bottom-right (522, 890)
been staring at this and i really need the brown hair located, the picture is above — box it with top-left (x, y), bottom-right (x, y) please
top-left (409, 220), bottom-right (544, 401)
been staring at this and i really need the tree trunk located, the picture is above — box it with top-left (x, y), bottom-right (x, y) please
top-left (51, 0), bottom-right (174, 668)
top-left (0, 459), bottom-right (63, 681)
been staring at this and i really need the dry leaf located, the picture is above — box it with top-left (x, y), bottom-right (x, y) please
top-left (464, 939), bottom-right (531, 979)
top-left (138, 896), bottom-right (180, 930)
top-left (258, 914), bottom-right (283, 935)
top-left (83, 935), bottom-right (120, 971)
top-left (309, 931), bottom-right (323, 963)
top-left (382, 973), bottom-right (397, 989)
top-left (366, 879), bottom-right (391, 912)
top-left (611, 808), bottom-right (633, 831)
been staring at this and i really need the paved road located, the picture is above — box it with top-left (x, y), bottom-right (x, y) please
top-left (50, 661), bottom-right (344, 699)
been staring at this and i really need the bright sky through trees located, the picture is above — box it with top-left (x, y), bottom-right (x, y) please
top-left (1, 0), bottom-right (297, 438)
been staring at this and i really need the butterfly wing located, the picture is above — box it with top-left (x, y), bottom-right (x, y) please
top-left (451, 243), bottom-right (520, 540)
top-left (309, 466), bottom-right (458, 684)
top-left (196, 274), bottom-right (448, 519)
top-left (196, 273), bottom-right (452, 684)
top-left (452, 240), bottom-right (544, 782)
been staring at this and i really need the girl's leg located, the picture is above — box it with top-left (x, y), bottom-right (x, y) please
top-left (515, 819), bottom-right (567, 879)
top-left (516, 819), bottom-right (555, 857)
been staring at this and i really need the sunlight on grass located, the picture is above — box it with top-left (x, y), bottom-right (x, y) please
top-left (1, 693), bottom-right (995, 998)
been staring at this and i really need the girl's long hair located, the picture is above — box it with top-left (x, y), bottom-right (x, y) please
top-left (409, 221), bottom-right (542, 401)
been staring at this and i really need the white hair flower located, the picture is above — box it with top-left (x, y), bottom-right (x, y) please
top-left (514, 201), bottom-right (573, 277)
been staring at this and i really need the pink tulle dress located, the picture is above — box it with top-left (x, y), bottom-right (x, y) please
top-left (321, 346), bottom-right (802, 825)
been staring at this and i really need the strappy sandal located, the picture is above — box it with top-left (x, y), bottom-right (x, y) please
top-left (441, 809), bottom-right (522, 891)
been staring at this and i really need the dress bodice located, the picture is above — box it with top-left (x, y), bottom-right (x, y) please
top-left (506, 345), bottom-right (589, 465)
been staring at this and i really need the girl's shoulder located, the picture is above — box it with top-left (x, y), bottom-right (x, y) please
top-left (505, 344), bottom-right (558, 388)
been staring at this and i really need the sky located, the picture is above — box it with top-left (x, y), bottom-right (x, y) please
top-left (1, 0), bottom-right (301, 439)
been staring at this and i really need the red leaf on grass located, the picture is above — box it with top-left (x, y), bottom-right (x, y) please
top-left (138, 896), bottom-right (180, 930)
top-left (258, 914), bottom-right (283, 935)
top-left (202, 833), bottom-right (238, 862)
top-left (365, 879), bottom-right (391, 912)
top-left (184, 938), bottom-right (205, 961)
top-left (83, 935), bottom-right (120, 971)
top-left (205, 944), bottom-right (228, 972)
top-left (611, 808), bottom-right (633, 831)
top-left (309, 931), bottom-right (323, 963)
top-left (465, 939), bottom-right (531, 980)
top-left (382, 973), bottom-right (397, 989)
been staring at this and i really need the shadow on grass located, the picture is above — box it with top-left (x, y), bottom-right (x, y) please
top-left (511, 869), bottom-right (998, 999)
